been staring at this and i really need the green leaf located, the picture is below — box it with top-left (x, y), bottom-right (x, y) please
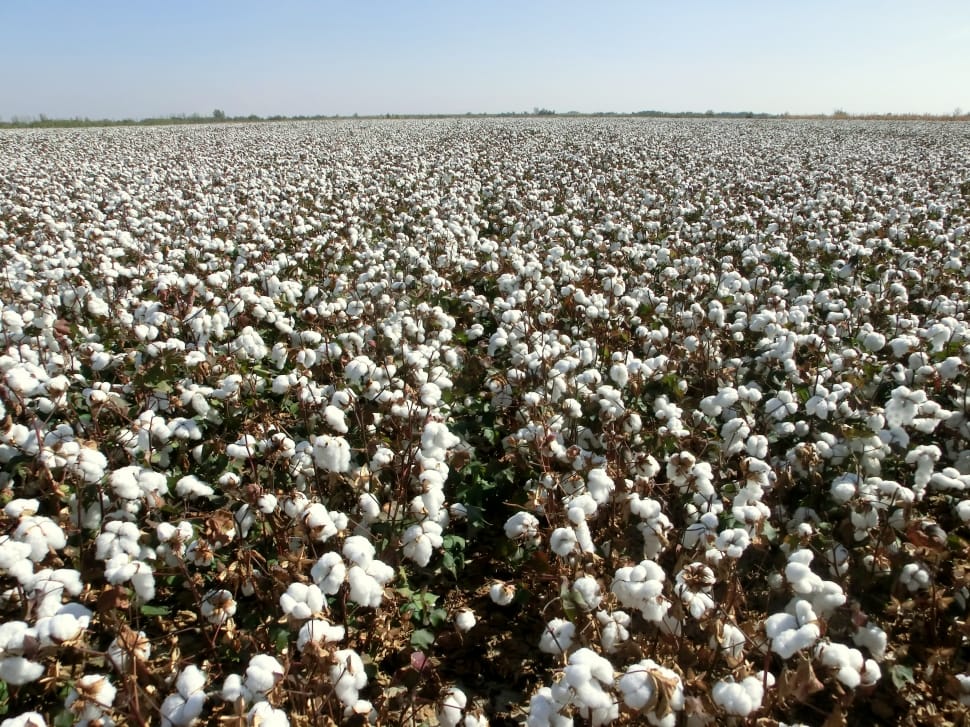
top-left (140, 604), bottom-right (170, 617)
top-left (410, 628), bottom-right (435, 650)
top-left (890, 664), bottom-right (914, 690)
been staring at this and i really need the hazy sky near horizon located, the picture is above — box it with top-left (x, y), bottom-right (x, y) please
top-left (2, 1), bottom-right (968, 120)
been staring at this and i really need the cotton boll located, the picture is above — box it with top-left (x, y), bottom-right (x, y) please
top-left (311, 552), bottom-right (347, 595)
top-left (504, 511), bottom-right (540, 542)
top-left (245, 654), bottom-right (285, 695)
top-left (596, 609), bottom-right (631, 653)
top-left (401, 520), bottom-right (444, 567)
top-left (585, 467), bottom-right (614, 505)
top-left (0, 656), bottom-right (45, 685)
top-left (549, 527), bottom-right (577, 557)
top-left (247, 702), bottom-right (290, 727)
top-left (454, 608), bottom-right (476, 633)
top-left (175, 475), bottom-right (214, 499)
top-left (0, 711), bottom-right (46, 727)
top-left (489, 581), bottom-right (516, 606)
top-left (347, 565), bottom-right (385, 608)
top-left (313, 435), bottom-right (352, 472)
top-left (297, 618), bottom-right (345, 651)
top-left (342, 535), bottom-right (375, 567)
top-left (438, 687), bottom-right (468, 727)
top-left (539, 618), bottom-right (575, 654)
top-left (280, 582), bottom-right (326, 621)
top-left (712, 673), bottom-right (768, 717)
top-left (329, 648), bottom-right (367, 708)
top-left (571, 576), bottom-right (602, 612)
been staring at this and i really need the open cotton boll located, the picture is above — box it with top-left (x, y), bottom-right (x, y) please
top-left (0, 711), bottom-right (46, 727)
top-left (527, 685), bottom-right (572, 727)
top-left (612, 560), bottom-right (670, 623)
top-left (247, 702), bottom-right (290, 727)
top-left (550, 527), bottom-right (578, 557)
top-left (571, 576), bottom-right (602, 612)
top-left (13, 515), bottom-right (67, 561)
top-left (323, 405), bottom-right (349, 433)
top-left (297, 618), bottom-right (345, 651)
top-left (329, 648), bottom-right (367, 708)
top-left (303, 503), bottom-right (339, 542)
top-left (106, 629), bottom-right (151, 674)
top-left (313, 434), bottom-right (352, 472)
top-left (564, 648), bottom-right (619, 725)
top-left (712, 673), bottom-right (771, 717)
top-left (438, 687), bottom-right (468, 727)
top-left (175, 475), bottom-right (214, 499)
top-left (489, 581), bottom-right (516, 606)
top-left (504, 511), bottom-right (540, 542)
top-left (764, 599), bottom-right (820, 659)
top-left (585, 467), bottom-right (614, 505)
top-left (402, 520), bottom-right (444, 567)
top-left (161, 665), bottom-right (208, 727)
top-left (280, 582), bottom-right (326, 621)
top-left (311, 551), bottom-right (347, 595)
top-left (0, 657), bottom-right (45, 685)
top-left (342, 535), bottom-right (375, 567)
top-left (619, 658), bottom-right (684, 725)
top-left (245, 654), bottom-right (285, 695)
top-left (65, 674), bottom-right (116, 722)
top-left (200, 589), bottom-right (237, 625)
top-left (539, 618), bottom-right (576, 654)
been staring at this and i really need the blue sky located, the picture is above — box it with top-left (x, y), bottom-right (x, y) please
top-left (1, 1), bottom-right (968, 119)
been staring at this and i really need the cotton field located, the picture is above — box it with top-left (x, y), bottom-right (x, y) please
top-left (1, 117), bottom-right (969, 726)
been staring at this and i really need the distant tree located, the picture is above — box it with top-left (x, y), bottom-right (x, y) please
top-left (212, 108), bottom-right (226, 120)
top-left (832, 109), bottom-right (850, 119)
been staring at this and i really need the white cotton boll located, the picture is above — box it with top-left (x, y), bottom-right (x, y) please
top-left (280, 582), bottom-right (326, 620)
top-left (711, 676), bottom-right (764, 717)
top-left (200, 589), bottom-right (237, 625)
top-left (900, 562), bottom-right (932, 592)
top-left (257, 493), bottom-right (278, 514)
top-left (245, 654), bottom-right (285, 695)
top-left (161, 691), bottom-right (206, 727)
top-left (313, 434), bottom-right (352, 473)
top-left (4, 499), bottom-right (40, 518)
top-left (585, 467), bottom-right (614, 505)
top-left (312, 552), bottom-right (347, 595)
top-left (303, 503), bottom-right (339, 542)
top-left (330, 648), bottom-right (367, 708)
top-left (764, 600), bottom-right (820, 659)
top-left (221, 673), bottom-right (252, 704)
top-left (14, 515), bottom-right (67, 561)
top-left (342, 535), bottom-right (375, 566)
top-left (619, 658), bottom-right (684, 716)
top-left (539, 618), bottom-right (575, 654)
top-left (323, 405), bottom-right (348, 434)
top-left (571, 576), bottom-right (602, 612)
top-left (527, 686), bottom-right (571, 727)
top-left (454, 608), bottom-right (476, 633)
top-left (504, 511), bottom-right (540, 541)
top-left (550, 527), bottom-right (577, 557)
top-left (597, 610), bottom-right (631, 653)
top-left (106, 630), bottom-right (150, 673)
top-left (0, 657), bottom-right (45, 685)
top-left (402, 521), bottom-right (443, 567)
top-left (247, 702), bottom-right (289, 727)
top-left (609, 363), bottom-right (629, 388)
top-left (862, 332), bottom-right (886, 351)
top-left (68, 673), bottom-right (117, 710)
top-left (297, 618), bottom-right (345, 651)
top-left (489, 581), bottom-right (515, 606)
top-left (438, 687), bottom-right (468, 727)
top-left (347, 565), bottom-right (384, 608)
top-left (175, 475), bottom-right (214, 499)
top-left (0, 711), bottom-right (46, 727)
top-left (844, 614), bottom-right (882, 658)
top-left (176, 664), bottom-right (207, 699)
